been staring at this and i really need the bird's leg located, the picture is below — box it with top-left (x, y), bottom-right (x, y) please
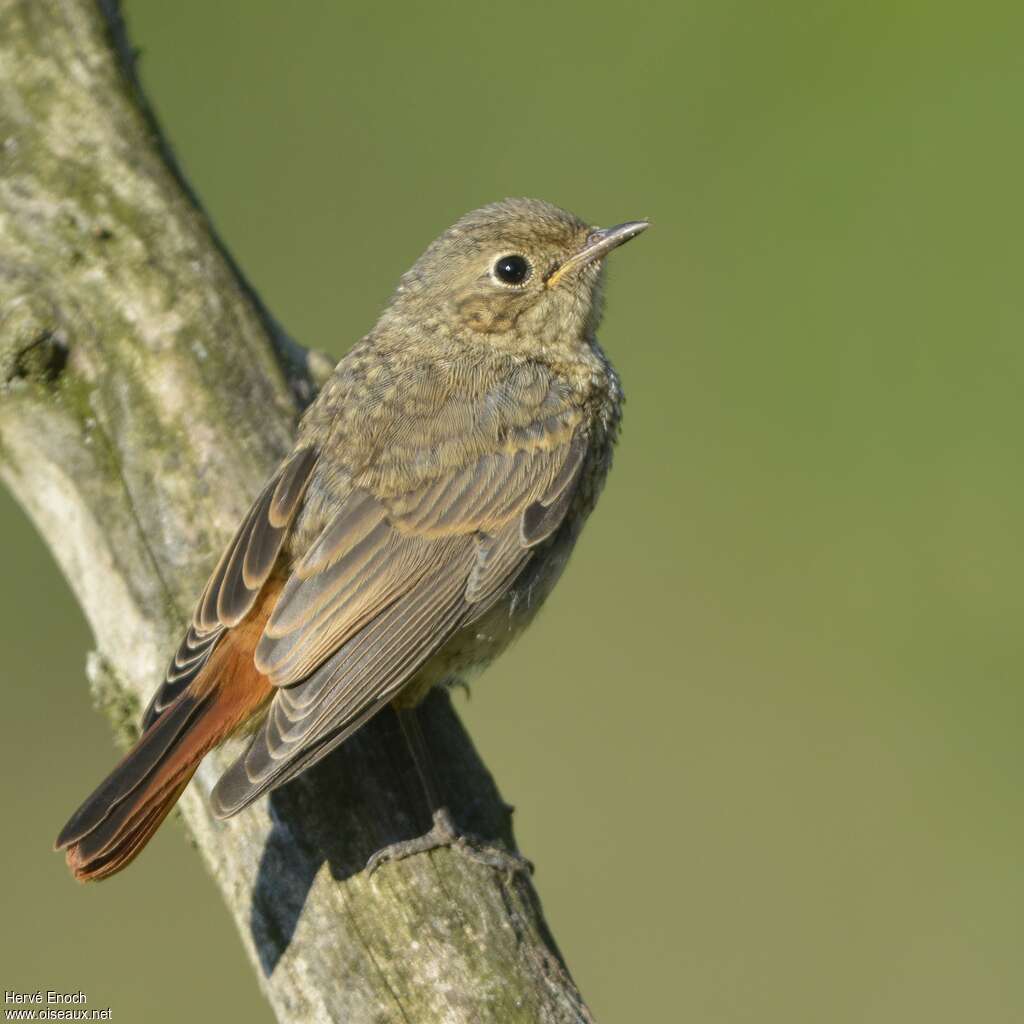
top-left (365, 703), bottom-right (533, 878)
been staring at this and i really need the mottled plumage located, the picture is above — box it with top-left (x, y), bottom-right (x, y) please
top-left (56, 198), bottom-right (647, 880)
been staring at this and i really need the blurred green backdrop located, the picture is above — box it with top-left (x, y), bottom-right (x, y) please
top-left (3, 1), bottom-right (1023, 1021)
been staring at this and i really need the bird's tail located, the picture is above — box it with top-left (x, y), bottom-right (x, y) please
top-left (55, 581), bottom-right (279, 882)
top-left (55, 689), bottom-right (225, 881)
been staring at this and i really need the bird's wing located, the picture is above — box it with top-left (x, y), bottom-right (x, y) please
top-left (141, 447), bottom-right (319, 730)
top-left (210, 361), bottom-right (588, 817)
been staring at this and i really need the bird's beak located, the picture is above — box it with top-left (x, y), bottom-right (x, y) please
top-left (545, 220), bottom-right (650, 288)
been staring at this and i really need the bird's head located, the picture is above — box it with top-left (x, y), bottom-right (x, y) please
top-left (386, 197), bottom-right (648, 350)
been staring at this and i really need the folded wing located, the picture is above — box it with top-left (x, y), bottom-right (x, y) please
top-left (211, 364), bottom-right (588, 816)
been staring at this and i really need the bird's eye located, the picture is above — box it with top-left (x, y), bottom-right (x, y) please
top-left (492, 254), bottom-right (532, 286)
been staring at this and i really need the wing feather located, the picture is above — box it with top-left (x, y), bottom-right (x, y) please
top-left (140, 448), bottom-right (317, 730)
top-left (211, 545), bottom-right (472, 815)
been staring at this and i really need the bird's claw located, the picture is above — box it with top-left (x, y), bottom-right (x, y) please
top-left (365, 807), bottom-right (533, 878)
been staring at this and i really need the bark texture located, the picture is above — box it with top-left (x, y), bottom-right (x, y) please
top-left (0, 3), bottom-right (592, 1021)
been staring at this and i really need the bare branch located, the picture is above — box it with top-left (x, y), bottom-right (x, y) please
top-left (0, 2), bottom-right (591, 1020)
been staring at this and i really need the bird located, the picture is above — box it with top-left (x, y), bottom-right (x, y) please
top-left (55, 197), bottom-right (648, 881)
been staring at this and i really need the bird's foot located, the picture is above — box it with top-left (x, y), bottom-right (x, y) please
top-left (365, 807), bottom-right (533, 878)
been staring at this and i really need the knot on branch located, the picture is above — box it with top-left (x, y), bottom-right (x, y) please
top-left (0, 289), bottom-right (70, 390)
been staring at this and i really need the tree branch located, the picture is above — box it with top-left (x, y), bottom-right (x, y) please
top-left (0, 2), bottom-right (592, 1020)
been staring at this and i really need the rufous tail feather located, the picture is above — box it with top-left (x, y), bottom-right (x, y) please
top-left (55, 584), bottom-right (278, 881)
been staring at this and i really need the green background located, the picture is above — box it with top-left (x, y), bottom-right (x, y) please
top-left (3, 1), bottom-right (1023, 1020)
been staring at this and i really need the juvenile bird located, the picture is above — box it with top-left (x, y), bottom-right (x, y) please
top-left (55, 198), bottom-right (648, 881)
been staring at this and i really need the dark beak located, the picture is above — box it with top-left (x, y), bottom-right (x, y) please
top-left (546, 220), bottom-right (650, 287)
